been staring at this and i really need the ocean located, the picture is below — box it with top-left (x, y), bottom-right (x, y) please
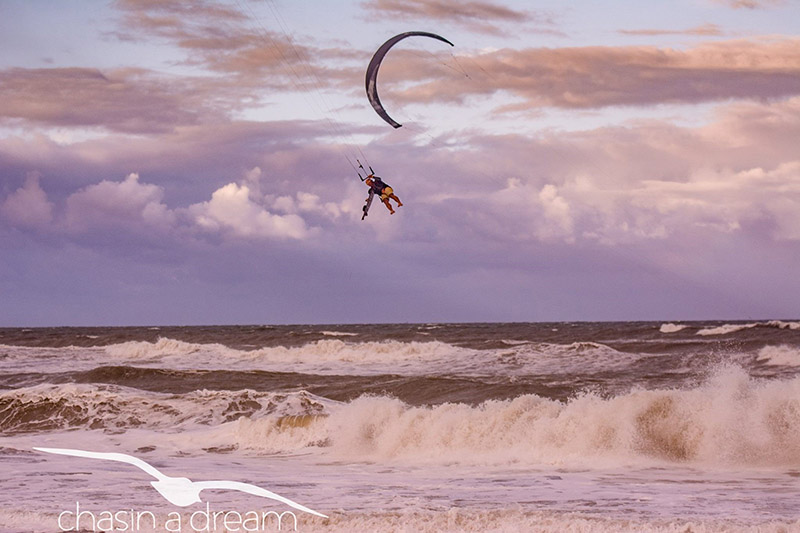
top-left (2, 321), bottom-right (800, 532)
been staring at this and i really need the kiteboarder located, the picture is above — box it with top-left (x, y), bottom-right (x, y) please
top-left (365, 175), bottom-right (402, 214)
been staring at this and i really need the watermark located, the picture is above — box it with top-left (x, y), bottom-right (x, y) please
top-left (57, 501), bottom-right (298, 532)
top-left (35, 447), bottom-right (328, 532)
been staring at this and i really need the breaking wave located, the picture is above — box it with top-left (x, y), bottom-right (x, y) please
top-left (757, 345), bottom-right (800, 367)
top-left (311, 365), bottom-right (800, 467)
top-left (12, 366), bottom-right (799, 469)
top-left (103, 337), bottom-right (467, 374)
top-left (2, 337), bottom-right (642, 377)
top-left (0, 384), bottom-right (331, 434)
top-left (660, 323), bottom-right (687, 333)
top-left (231, 366), bottom-right (800, 469)
top-left (104, 337), bottom-right (206, 359)
top-left (697, 321), bottom-right (800, 336)
top-left (0, 338), bottom-right (473, 375)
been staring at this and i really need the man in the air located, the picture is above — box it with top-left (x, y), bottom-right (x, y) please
top-left (365, 174), bottom-right (403, 214)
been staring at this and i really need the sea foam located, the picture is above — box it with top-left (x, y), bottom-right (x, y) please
top-left (0, 384), bottom-right (331, 434)
top-left (757, 345), bottom-right (800, 367)
top-left (697, 320), bottom-right (800, 336)
top-left (100, 337), bottom-right (468, 375)
top-left (220, 366), bottom-right (800, 469)
top-left (1, 508), bottom-right (797, 533)
top-left (11, 366), bottom-right (800, 469)
top-left (659, 323), bottom-right (687, 333)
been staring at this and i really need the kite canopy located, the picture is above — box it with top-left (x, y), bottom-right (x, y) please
top-left (365, 31), bottom-right (455, 128)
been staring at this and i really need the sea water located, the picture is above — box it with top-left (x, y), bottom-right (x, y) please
top-left (2, 321), bottom-right (800, 531)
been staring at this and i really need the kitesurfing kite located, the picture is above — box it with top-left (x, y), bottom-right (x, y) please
top-left (365, 31), bottom-right (454, 129)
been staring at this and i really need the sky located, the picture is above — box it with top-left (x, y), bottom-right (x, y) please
top-left (1, 0), bottom-right (799, 326)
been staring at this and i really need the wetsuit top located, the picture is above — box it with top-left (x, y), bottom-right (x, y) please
top-left (370, 177), bottom-right (390, 194)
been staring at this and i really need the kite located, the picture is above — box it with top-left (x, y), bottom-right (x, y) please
top-left (365, 31), bottom-right (454, 128)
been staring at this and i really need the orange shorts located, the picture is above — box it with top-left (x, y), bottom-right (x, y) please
top-left (380, 187), bottom-right (394, 200)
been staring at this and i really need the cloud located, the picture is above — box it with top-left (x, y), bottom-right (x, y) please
top-left (3, 0), bottom-right (367, 140)
top-left (389, 37), bottom-right (800, 111)
top-left (566, 161), bottom-right (800, 244)
top-left (273, 191), bottom-right (343, 219)
top-left (0, 172), bottom-right (54, 229)
top-left (113, 0), bottom-right (358, 86)
top-left (64, 173), bottom-right (175, 232)
top-left (471, 178), bottom-right (575, 242)
top-left (115, 0), bottom-right (246, 24)
top-left (537, 184), bottom-right (573, 238)
top-left (632, 162), bottom-right (800, 240)
top-left (427, 156), bottom-right (800, 247)
top-left (188, 182), bottom-right (311, 240)
top-left (4, 86), bottom-right (800, 252)
top-left (186, 165), bottom-right (347, 240)
top-left (0, 119), bottom-right (350, 208)
top-left (0, 67), bottom-right (213, 134)
top-left (386, 94), bottom-right (800, 247)
top-left (361, 0), bottom-right (554, 35)
top-left (3, 76), bottom-right (800, 323)
top-left (713, 0), bottom-right (785, 8)
top-left (618, 24), bottom-right (724, 36)
top-left (0, 168), bottom-right (328, 242)
top-left (114, 0), bottom-right (248, 48)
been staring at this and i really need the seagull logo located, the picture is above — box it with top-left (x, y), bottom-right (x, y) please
top-left (34, 447), bottom-right (328, 518)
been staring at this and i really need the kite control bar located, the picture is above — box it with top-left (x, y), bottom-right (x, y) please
top-left (357, 159), bottom-right (375, 181)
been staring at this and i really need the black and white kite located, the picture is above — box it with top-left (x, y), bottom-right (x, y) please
top-left (365, 31), bottom-right (454, 128)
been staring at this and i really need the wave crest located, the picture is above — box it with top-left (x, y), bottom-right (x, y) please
top-left (8, 368), bottom-right (800, 468)
top-left (697, 321), bottom-right (800, 336)
top-left (660, 323), bottom-right (687, 333)
top-left (217, 366), bottom-right (800, 468)
top-left (104, 337), bottom-right (207, 359)
top-left (0, 384), bottom-right (329, 434)
top-left (99, 337), bottom-right (465, 373)
top-left (757, 345), bottom-right (800, 367)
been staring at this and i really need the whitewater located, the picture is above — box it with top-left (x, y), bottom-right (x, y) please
top-left (2, 321), bottom-right (800, 532)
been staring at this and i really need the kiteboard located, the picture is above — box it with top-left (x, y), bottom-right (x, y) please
top-left (362, 189), bottom-right (374, 220)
